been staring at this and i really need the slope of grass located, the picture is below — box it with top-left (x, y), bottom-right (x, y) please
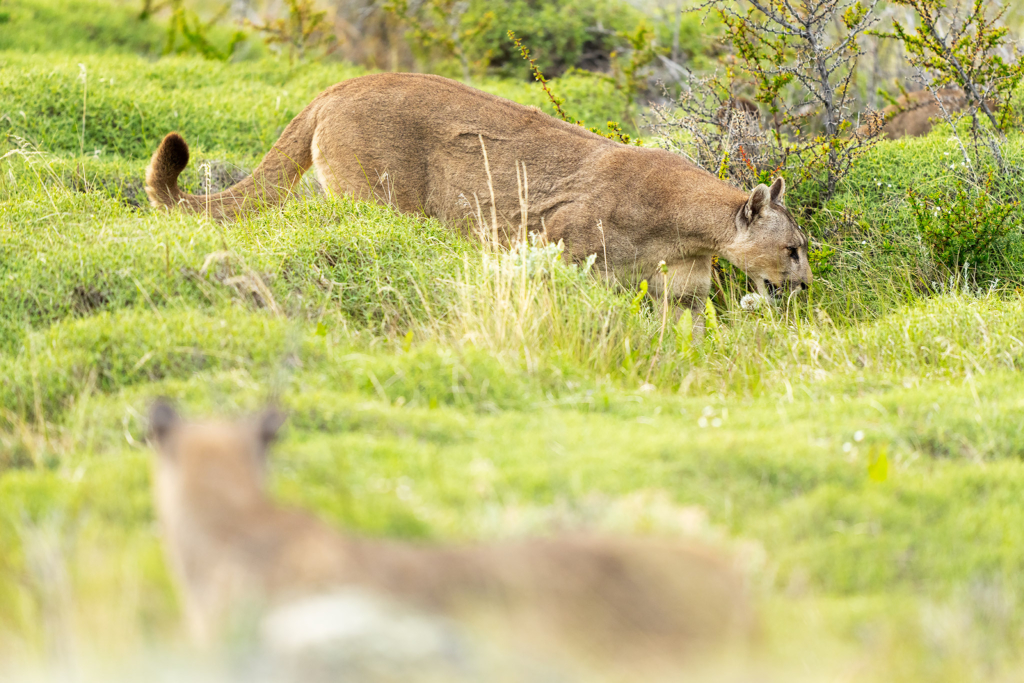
top-left (0, 52), bottom-right (636, 160)
top-left (0, 0), bottom-right (167, 55)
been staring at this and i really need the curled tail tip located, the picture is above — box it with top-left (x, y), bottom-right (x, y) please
top-left (146, 132), bottom-right (190, 208)
top-left (158, 132), bottom-right (190, 168)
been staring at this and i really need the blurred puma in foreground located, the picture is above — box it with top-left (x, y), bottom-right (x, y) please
top-left (146, 73), bottom-right (811, 338)
top-left (147, 401), bottom-right (753, 679)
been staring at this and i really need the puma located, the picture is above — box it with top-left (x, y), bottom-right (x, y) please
top-left (855, 88), bottom-right (992, 140)
top-left (147, 402), bottom-right (753, 677)
top-left (146, 73), bottom-right (812, 337)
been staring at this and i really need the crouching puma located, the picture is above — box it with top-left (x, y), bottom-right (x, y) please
top-left (146, 73), bottom-right (811, 336)
top-left (148, 401), bottom-right (753, 677)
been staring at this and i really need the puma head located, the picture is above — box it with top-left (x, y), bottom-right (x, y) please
top-left (722, 177), bottom-right (812, 299)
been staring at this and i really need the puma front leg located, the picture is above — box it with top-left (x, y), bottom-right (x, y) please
top-left (648, 257), bottom-right (713, 344)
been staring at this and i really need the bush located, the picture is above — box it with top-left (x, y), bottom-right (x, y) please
top-left (908, 178), bottom-right (1021, 279)
top-left (454, 0), bottom-right (645, 79)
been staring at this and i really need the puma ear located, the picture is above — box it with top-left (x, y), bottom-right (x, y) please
top-left (742, 183), bottom-right (772, 224)
top-left (769, 177), bottom-right (785, 205)
top-left (148, 399), bottom-right (180, 450)
top-left (256, 408), bottom-right (287, 448)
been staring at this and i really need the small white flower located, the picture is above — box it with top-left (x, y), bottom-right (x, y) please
top-left (854, 430), bottom-right (865, 442)
top-left (698, 416), bottom-right (709, 428)
top-left (842, 442), bottom-right (853, 453)
top-left (740, 293), bottom-right (764, 311)
top-left (711, 417), bottom-right (722, 428)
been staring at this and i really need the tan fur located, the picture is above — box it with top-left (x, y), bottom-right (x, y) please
top-left (146, 73), bottom-right (811, 336)
top-left (715, 97), bottom-right (760, 128)
top-left (855, 88), bottom-right (993, 140)
top-left (148, 402), bottom-right (753, 674)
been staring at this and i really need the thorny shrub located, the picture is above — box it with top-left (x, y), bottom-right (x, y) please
top-left (385, 0), bottom-right (494, 81)
top-left (248, 0), bottom-right (337, 63)
top-left (157, 0), bottom-right (245, 60)
top-left (907, 178), bottom-right (1020, 279)
top-left (508, 30), bottom-right (639, 144)
top-left (879, 0), bottom-right (1024, 174)
top-left (705, 0), bottom-right (884, 200)
top-left (646, 70), bottom-right (783, 189)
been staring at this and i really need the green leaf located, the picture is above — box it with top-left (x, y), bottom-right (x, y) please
top-left (868, 448), bottom-right (888, 483)
top-left (629, 280), bottom-right (648, 317)
top-left (704, 297), bottom-right (719, 332)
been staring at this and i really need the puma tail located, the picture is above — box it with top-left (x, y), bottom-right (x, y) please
top-left (145, 102), bottom-right (319, 220)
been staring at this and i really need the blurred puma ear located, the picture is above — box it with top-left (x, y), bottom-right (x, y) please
top-left (256, 408), bottom-right (287, 448)
top-left (742, 183), bottom-right (771, 224)
top-left (149, 399), bottom-right (180, 449)
top-left (769, 177), bottom-right (785, 205)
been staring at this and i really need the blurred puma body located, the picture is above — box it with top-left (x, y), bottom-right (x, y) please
top-left (147, 402), bottom-right (753, 677)
top-left (856, 88), bottom-right (994, 140)
top-left (145, 73), bottom-right (811, 337)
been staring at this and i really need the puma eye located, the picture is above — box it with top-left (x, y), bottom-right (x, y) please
top-left (786, 247), bottom-right (799, 261)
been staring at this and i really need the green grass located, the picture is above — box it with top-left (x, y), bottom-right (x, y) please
top-left (0, 51), bottom-right (638, 160)
top-left (3, 10), bottom-right (1024, 681)
top-left (0, 0), bottom-right (167, 55)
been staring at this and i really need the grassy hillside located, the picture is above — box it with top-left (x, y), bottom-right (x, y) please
top-left (3, 6), bottom-right (1024, 681)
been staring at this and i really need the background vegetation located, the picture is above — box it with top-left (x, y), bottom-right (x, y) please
top-left (2, 0), bottom-right (1024, 680)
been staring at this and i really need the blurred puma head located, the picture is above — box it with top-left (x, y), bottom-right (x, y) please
top-left (148, 399), bottom-right (285, 507)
